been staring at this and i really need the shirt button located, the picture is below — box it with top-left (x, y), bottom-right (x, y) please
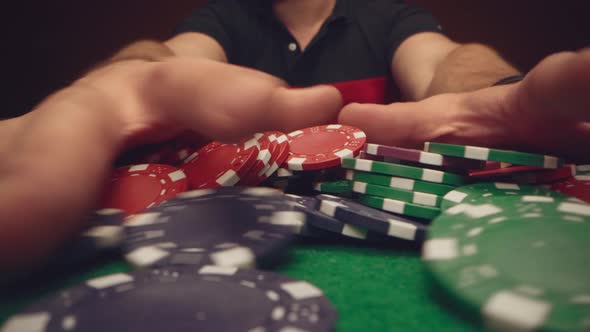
top-left (288, 43), bottom-right (297, 52)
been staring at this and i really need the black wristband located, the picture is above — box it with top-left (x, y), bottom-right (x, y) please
top-left (492, 75), bottom-right (525, 86)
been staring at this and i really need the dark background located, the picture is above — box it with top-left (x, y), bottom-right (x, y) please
top-left (5, 1), bottom-right (589, 118)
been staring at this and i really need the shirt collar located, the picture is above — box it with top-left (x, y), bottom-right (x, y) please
top-left (254, 0), bottom-right (353, 24)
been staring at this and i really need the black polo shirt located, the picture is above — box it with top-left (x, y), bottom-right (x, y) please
top-left (175, 0), bottom-right (442, 104)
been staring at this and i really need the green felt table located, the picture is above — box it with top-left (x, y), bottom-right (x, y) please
top-left (0, 236), bottom-right (482, 332)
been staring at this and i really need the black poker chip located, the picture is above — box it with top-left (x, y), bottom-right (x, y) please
top-left (316, 194), bottom-right (428, 243)
top-left (1, 265), bottom-right (338, 332)
top-left (122, 187), bottom-right (313, 269)
top-left (53, 209), bottom-right (125, 264)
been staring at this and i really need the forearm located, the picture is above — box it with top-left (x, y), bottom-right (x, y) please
top-left (0, 81), bottom-right (130, 272)
top-left (426, 43), bottom-right (521, 96)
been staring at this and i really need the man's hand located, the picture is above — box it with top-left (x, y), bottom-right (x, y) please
top-left (0, 58), bottom-right (342, 273)
top-left (339, 49), bottom-right (590, 162)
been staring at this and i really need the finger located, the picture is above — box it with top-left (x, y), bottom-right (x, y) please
top-left (146, 59), bottom-right (342, 142)
top-left (518, 50), bottom-right (590, 123)
top-left (338, 99), bottom-right (458, 148)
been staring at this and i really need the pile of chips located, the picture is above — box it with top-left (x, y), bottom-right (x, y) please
top-left (3, 124), bottom-right (590, 332)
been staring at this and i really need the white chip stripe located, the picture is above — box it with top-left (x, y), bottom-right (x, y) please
top-left (353, 131), bottom-right (367, 139)
top-left (352, 181), bottom-right (367, 193)
top-left (422, 238), bottom-right (458, 260)
top-left (211, 246), bottom-right (256, 268)
top-left (387, 219), bottom-right (418, 240)
top-left (494, 182), bottom-right (520, 190)
top-left (167, 169), bottom-right (187, 182)
top-left (419, 151), bottom-right (443, 165)
top-left (217, 169), bottom-right (240, 186)
top-left (558, 202), bottom-right (590, 216)
top-left (275, 134), bottom-right (288, 144)
top-left (381, 198), bottom-right (406, 214)
top-left (326, 124), bottom-right (342, 129)
top-left (287, 157), bottom-right (306, 171)
top-left (413, 191), bottom-right (438, 206)
top-left (464, 146), bottom-right (490, 160)
top-left (366, 143), bottom-right (379, 155)
top-left (390, 177), bottom-right (415, 190)
top-left (354, 158), bottom-right (373, 172)
top-left (281, 281), bottom-right (324, 300)
top-left (422, 169), bottom-right (444, 183)
top-left (1, 312), bottom-right (50, 332)
top-left (125, 246), bottom-right (170, 267)
top-left (128, 164), bottom-right (150, 172)
top-left (288, 130), bottom-right (304, 137)
top-left (199, 265), bottom-right (238, 275)
top-left (543, 156), bottom-right (558, 169)
top-left (87, 273), bottom-right (134, 289)
top-left (334, 148), bottom-right (354, 159)
top-left (483, 291), bottom-right (550, 331)
top-left (577, 165), bottom-right (590, 172)
top-left (444, 190), bottom-right (468, 204)
top-left (342, 223), bottom-right (367, 239)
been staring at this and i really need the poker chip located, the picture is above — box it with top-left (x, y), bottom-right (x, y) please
top-left (351, 181), bottom-right (442, 207)
top-left (364, 143), bottom-right (485, 169)
top-left (240, 133), bottom-right (273, 186)
top-left (122, 188), bottom-right (298, 269)
top-left (441, 182), bottom-right (568, 210)
top-left (285, 125), bottom-right (366, 171)
top-left (576, 165), bottom-right (590, 175)
top-left (357, 194), bottom-right (441, 220)
top-left (2, 265), bottom-right (338, 332)
top-left (345, 170), bottom-right (455, 196)
top-left (550, 175), bottom-right (590, 203)
top-left (263, 131), bottom-right (290, 179)
top-left (101, 164), bottom-right (189, 215)
top-left (342, 158), bottom-right (466, 186)
top-left (313, 180), bottom-right (353, 195)
top-left (317, 195), bottom-right (428, 242)
top-left (423, 198), bottom-right (590, 332)
top-left (424, 142), bottom-right (564, 169)
top-left (181, 139), bottom-right (258, 189)
top-left (53, 209), bottom-right (125, 264)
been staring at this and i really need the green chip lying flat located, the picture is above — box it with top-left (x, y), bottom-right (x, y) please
top-left (441, 182), bottom-right (568, 210)
top-left (424, 142), bottom-right (564, 169)
top-left (357, 194), bottom-right (441, 220)
top-left (352, 181), bottom-right (442, 207)
top-left (423, 197), bottom-right (590, 332)
top-left (342, 158), bottom-right (466, 186)
top-left (313, 180), bottom-right (353, 195)
top-left (345, 170), bottom-right (455, 196)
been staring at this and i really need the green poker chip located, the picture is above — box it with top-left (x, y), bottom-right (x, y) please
top-left (342, 158), bottom-right (466, 186)
top-left (352, 181), bottom-right (442, 207)
top-left (424, 142), bottom-right (564, 169)
top-left (357, 194), bottom-right (441, 220)
top-left (423, 197), bottom-right (590, 332)
top-left (345, 170), bottom-right (455, 196)
top-left (313, 180), bottom-right (353, 195)
top-left (441, 182), bottom-right (568, 210)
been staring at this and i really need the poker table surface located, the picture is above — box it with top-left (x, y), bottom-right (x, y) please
top-left (0, 237), bottom-right (481, 332)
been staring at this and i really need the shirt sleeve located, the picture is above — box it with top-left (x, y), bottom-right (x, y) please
top-left (174, 0), bottom-right (237, 59)
top-left (388, 3), bottom-right (443, 61)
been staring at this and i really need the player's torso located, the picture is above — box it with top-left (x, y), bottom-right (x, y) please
top-left (226, 0), bottom-right (397, 104)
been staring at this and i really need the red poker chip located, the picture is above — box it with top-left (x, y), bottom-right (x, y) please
top-left (101, 164), bottom-right (188, 215)
top-left (285, 125), bottom-right (366, 171)
top-left (253, 131), bottom-right (290, 183)
top-left (470, 164), bottom-right (575, 184)
top-left (181, 140), bottom-right (258, 189)
top-left (240, 133), bottom-right (273, 186)
top-left (550, 175), bottom-right (590, 203)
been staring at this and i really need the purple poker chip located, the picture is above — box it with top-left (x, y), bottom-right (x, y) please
top-left (363, 143), bottom-right (485, 169)
top-left (1, 265), bottom-right (338, 332)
